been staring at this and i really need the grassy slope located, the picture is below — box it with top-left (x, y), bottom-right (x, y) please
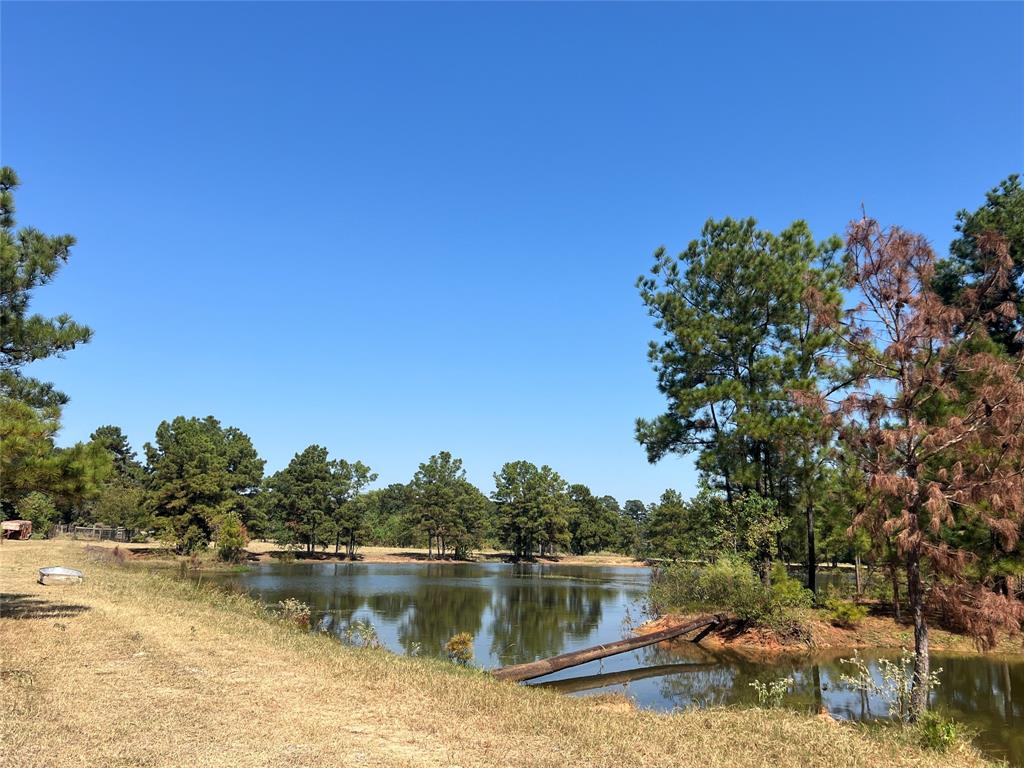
top-left (0, 540), bottom-right (990, 768)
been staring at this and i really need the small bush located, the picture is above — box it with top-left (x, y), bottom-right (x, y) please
top-left (769, 563), bottom-right (815, 609)
top-left (342, 619), bottom-right (381, 649)
top-left (749, 676), bottom-right (792, 708)
top-left (916, 711), bottom-right (971, 753)
top-left (839, 650), bottom-right (942, 724)
top-left (216, 513), bottom-right (248, 562)
top-left (826, 597), bottom-right (868, 628)
top-left (445, 632), bottom-right (474, 665)
top-left (276, 598), bottom-right (311, 629)
top-left (650, 556), bottom-right (812, 633)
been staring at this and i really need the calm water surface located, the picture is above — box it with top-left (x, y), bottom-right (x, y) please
top-left (208, 561), bottom-right (1023, 765)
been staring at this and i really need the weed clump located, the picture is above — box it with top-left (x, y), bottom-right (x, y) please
top-left (445, 632), bottom-right (474, 665)
top-left (276, 598), bottom-right (311, 629)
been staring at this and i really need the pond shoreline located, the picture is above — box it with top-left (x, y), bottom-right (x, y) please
top-left (642, 612), bottom-right (1024, 658)
top-left (1, 539), bottom-right (993, 768)
top-left (82, 538), bottom-right (652, 569)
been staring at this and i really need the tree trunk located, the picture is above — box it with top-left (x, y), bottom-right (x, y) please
top-left (890, 561), bottom-right (902, 621)
top-left (492, 614), bottom-right (725, 682)
top-left (1003, 662), bottom-right (1013, 722)
top-left (811, 664), bottom-right (823, 712)
top-left (907, 549), bottom-right (930, 720)
top-left (805, 502), bottom-right (816, 594)
top-left (854, 553), bottom-right (863, 596)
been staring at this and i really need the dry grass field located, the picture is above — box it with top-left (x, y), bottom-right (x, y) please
top-left (0, 540), bottom-right (991, 768)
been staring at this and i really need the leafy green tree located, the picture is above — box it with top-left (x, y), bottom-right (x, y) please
top-left (0, 168), bottom-right (108, 522)
top-left (90, 425), bottom-right (144, 483)
top-left (407, 452), bottom-right (489, 559)
top-left (263, 445), bottom-right (375, 557)
top-left (616, 498), bottom-right (648, 555)
top-left (91, 480), bottom-right (148, 530)
top-left (328, 460), bottom-right (377, 558)
top-left (16, 491), bottom-right (56, 536)
top-left (492, 461), bottom-right (571, 560)
top-left (0, 397), bottom-right (111, 519)
top-left (216, 512), bottom-right (248, 562)
top-left (144, 416), bottom-right (264, 553)
top-left (263, 445), bottom-right (335, 552)
top-left (934, 174), bottom-right (1024, 355)
top-left (87, 424), bottom-right (150, 531)
top-left (644, 487), bottom-right (785, 577)
top-left (637, 217), bottom-right (843, 584)
top-left (567, 484), bottom-right (619, 554)
top-left (644, 489), bottom-right (695, 560)
top-left (360, 483), bottom-right (415, 546)
top-left (0, 167), bottom-right (92, 413)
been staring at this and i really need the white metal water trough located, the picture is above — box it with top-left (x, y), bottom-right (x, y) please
top-left (38, 566), bottom-right (84, 586)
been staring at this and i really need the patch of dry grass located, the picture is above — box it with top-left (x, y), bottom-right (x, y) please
top-left (0, 540), bottom-right (992, 768)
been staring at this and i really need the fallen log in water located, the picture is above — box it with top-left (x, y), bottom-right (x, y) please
top-left (491, 613), bottom-right (726, 683)
top-left (532, 661), bottom-right (717, 695)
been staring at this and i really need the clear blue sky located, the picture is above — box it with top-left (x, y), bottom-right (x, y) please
top-left (2, 2), bottom-right (1022, 504)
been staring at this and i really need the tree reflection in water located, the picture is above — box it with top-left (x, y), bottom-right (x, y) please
top-left (488, 577), bottom-right (608, 664)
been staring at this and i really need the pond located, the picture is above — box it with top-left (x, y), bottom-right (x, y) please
top-left (206, 561), bottom-right (1023, 765)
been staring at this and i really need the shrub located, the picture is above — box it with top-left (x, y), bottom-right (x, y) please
top-left (216, 513), bottom-right (248, 562)
top-left (826, 597), bottom-right (868, 628)
top-left (445, 632), bottom-right (474, 665)
top-left (749, 676), bottom-right (793, 708)
top-left (650, 556), bottom-right (764, 618)
top-left (650, 556), bottom-right (812, 633)
top-left (16, 492), bottom-right (57, 537)
top-left (769, 563), bottom-right (815, 609)
top-left (916, 711), bottom-right (971, 753)
top-left (178, 524), bottom-right (208, 556)
top-left (839, 650), bottom-right (942, 724)
top-left (276, 598), bottom-right (311, 629)
top-left (342, 619), bottom-right (381, 649)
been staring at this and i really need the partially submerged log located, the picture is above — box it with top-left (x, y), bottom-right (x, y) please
top-left (491, 613), bottom-right (725, 683)
top-left (533, 661), bottom-right (717, 694)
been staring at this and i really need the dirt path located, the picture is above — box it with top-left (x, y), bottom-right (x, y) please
top-left (0, 540), bottom-right (990, 768)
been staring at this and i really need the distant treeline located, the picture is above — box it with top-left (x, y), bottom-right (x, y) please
top-left (17, 417), bottom-right (659, 560)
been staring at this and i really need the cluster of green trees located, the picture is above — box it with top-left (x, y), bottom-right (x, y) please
top-left (636, 174), bottom-right (1024, 719)
top-left (174, 445), bottom-right (649, 561)
top-left (9, 408), bottom-right (655, 560)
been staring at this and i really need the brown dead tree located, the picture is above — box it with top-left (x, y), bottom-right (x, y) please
top-left (821, 219), bottom-right (1024, 719)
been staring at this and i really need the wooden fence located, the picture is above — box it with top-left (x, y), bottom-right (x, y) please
top-left (51, 524), bottom-right (139, 542)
